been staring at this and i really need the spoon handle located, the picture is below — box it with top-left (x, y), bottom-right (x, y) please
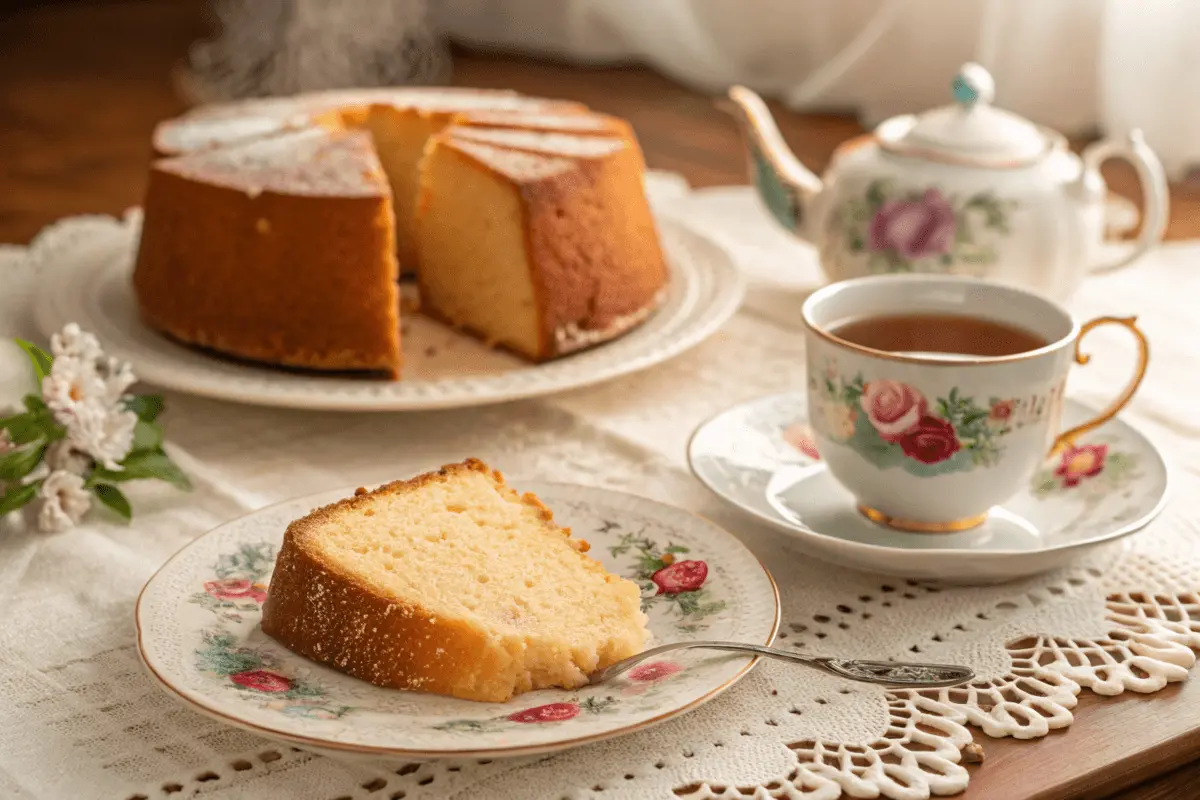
top-left (588, 640), bottom-right (974, 688)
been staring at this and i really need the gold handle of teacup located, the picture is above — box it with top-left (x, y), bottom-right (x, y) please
top-left (1050, 316), bottom-right (1149, 456)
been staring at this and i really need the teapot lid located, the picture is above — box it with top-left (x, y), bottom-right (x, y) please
top-left (875, 63), bottom-right (1052, 167)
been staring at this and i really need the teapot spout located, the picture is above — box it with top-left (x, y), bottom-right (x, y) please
top-left (724, 86), bottom-right (824, 240)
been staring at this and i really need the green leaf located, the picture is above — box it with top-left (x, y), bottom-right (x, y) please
top-left (124, 395), bottom-right (165, 423)
top-left (14, 339), bottom-right (53, 383)
top-left (22, 395), bottom-right (47, 413)
top-left (663, 544), bottom-right (690, 555)
top-left (131, 420), bottom-right (164, 453)
top-left (0, 411), bottom-right (54, 446)
top-left (94, 450), bottom-right (191, 490)
top-left (636, 555), bottom-right (666, 575)
top-left (865, 179), bottom-right (888, 208)
top-left (900, 449), bottom-right (975, 478)
top-left (962, 410), bottom-right (989, 426)
top-left (847, 413), bottom-right (907, 470)
top-left (0, 481), bottom-right (40, 516)
top-left (0, 443), bottom-right (46, 481)
top-left (92, 484), bottom-right (132, 521)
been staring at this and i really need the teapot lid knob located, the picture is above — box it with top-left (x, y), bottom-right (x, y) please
top-left (952, 62), bottom-right (995, 109)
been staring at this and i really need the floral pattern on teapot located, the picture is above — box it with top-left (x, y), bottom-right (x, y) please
top-left (829, 179), bottom-right (1017, 275)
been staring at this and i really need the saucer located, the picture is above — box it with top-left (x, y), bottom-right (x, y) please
top-left (688, 393), bottom-right (1168, 583)
top-left (136, 482), bottom-right (779, 759)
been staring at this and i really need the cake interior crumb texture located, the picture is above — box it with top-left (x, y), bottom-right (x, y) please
top-left (260, 459), bottom-right (650, 702)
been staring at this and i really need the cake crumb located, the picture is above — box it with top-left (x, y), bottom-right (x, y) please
top-left (962, 743), bottom-right (985, 764)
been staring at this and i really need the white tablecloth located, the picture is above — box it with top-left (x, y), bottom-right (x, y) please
top-left (2, 187), bottom-right (1199, 800)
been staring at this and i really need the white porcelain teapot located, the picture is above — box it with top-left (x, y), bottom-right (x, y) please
top-left (726, 63), bottom-right (1168, 302)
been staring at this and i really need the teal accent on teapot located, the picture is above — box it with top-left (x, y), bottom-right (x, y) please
top-left (952, 76), bottom-right (978, 107)
top-left (751, 143), bottom-right (799, 233)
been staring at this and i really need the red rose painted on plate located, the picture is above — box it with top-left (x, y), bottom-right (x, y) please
top-left (897, 416), bottom-right (961, 464)
top-left (860, 380), bottom-right (927, 441)
top-left (869, 188), bottom-right (956, 259)
top-left (508, 703), bottom-right (580, 723)
top-left (229, 669), bottom-right (292, 693)
top-left (628, 661), bottom-right (684, 682)
top-left (1055, 444), bottom-right (1108, 487)
top-left (783, 424), bottom-right (820, 460)
top-left (652, 560), bottom-right (708, 595)
top-left (204, 578), bottom-right (268, 603)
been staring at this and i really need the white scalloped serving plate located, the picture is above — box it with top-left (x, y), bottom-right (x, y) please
top-left (136, 482), bottom-right (779, 759)
top-left (35, 215), bottom-right (744, 411)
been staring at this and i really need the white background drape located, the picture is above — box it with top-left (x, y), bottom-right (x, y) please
top-left (433, 0), bottom-right (1200, 179)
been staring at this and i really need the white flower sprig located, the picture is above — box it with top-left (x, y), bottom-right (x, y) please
top-left (0, 324), bottom-right (190, 531)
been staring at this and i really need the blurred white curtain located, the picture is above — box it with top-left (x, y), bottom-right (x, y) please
top-left (433, 0), bottom-right (1200, 178)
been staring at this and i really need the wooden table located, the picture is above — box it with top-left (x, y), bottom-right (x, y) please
top-left (3, 3), bottom-right (1199, 798)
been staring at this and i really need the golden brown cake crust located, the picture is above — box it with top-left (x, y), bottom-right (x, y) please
top-left (414, 141), bottom-right (668, 362)
top-left (133, 131), bottom-right (402, 377)
top-left (260, 459), bottom-right (603, 702)
top-left (141, 89), bottom-right (666, 377)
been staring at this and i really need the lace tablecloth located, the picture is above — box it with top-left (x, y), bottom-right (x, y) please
top-left (2, 185), bottom-right (1199, 800)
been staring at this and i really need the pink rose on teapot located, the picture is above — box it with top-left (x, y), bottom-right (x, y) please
top-left (869, 189), bottom-right (956, 260)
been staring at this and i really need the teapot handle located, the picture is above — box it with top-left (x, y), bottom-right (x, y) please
top-left (1086, 129), bottom-right (1169, 275)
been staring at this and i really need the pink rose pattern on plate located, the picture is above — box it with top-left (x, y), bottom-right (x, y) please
top-left (204, 578), bottom-right (267, 603)
top-left (628, 661), bottom-right (684, 682)
top-left (194, 628), bottom-right (353, 719)
top-left (782, 424), bottom-right (821, 460)
top-left (434, 696), bottom-right (623, 733)
top-left (1032, 442), bottom-right (1141, 498)
top-left (608, 530), bottom-right (725, 634)
top-left (189, 541), bottom-right (276, 623)
top-left (832, 179), bottom-right (1016, 275)
top-left (434, 664), bottom-right (688, 732)
top-left (808, 362), bottom-right (1055, 477)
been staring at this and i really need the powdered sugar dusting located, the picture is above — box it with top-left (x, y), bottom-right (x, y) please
top-left (445, 138), bottom-right (577, 181)
top-left (155, 115), bottom-right (298, 155)
top-left (450, 126), bottom-right (626, 157)
top-left (460, 110), bottom-right (616, 131)
top-left (160, 129), bottom-right (387, 198)
top-left (155, 88), bottom-right (574, 155)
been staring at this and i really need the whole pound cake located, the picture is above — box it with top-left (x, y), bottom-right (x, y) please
top-left (135, 89), bottom-right (668, 378)
top-left (260, 459), bottom-right (649, 702)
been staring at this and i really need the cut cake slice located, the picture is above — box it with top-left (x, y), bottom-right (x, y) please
top-left (414, 133), bottom-right (669, 360)
top-left (260, 459), bottom-right (649, 702)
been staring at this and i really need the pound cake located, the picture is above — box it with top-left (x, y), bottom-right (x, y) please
top-left (416, 130), bottom-right (667, 361)
top-left (134, 128), bottom-right (402, 375)
top-left (260, 459), bottom-right (649, 702)
top-left (135, 89), bottom-right (667, 377)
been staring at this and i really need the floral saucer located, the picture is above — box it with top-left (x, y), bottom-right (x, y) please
top-left (136, 482), bottom-right (779, 759)
top-left (688, 393), bottom-right (1168, 584)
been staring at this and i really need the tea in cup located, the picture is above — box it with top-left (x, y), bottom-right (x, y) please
top-left (801, 274), bottom-right (1148, 532)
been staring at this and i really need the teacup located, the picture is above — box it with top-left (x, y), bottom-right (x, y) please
top-left (801, 274), bottom-right (1148, 532)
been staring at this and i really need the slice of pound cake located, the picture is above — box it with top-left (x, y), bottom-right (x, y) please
top-left (260, 459), bottom-right (649, 702)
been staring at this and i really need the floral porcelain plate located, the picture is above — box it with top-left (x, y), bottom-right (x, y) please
top-left (688, 392), bottom-right (1168, 584)
top-left (136, 482), bottom-right (779, 759)
top-left (33, 212), bottom-right (744, 412)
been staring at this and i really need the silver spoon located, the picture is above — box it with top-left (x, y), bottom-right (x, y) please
top-left (588, 641), bottom-right (974, 688)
